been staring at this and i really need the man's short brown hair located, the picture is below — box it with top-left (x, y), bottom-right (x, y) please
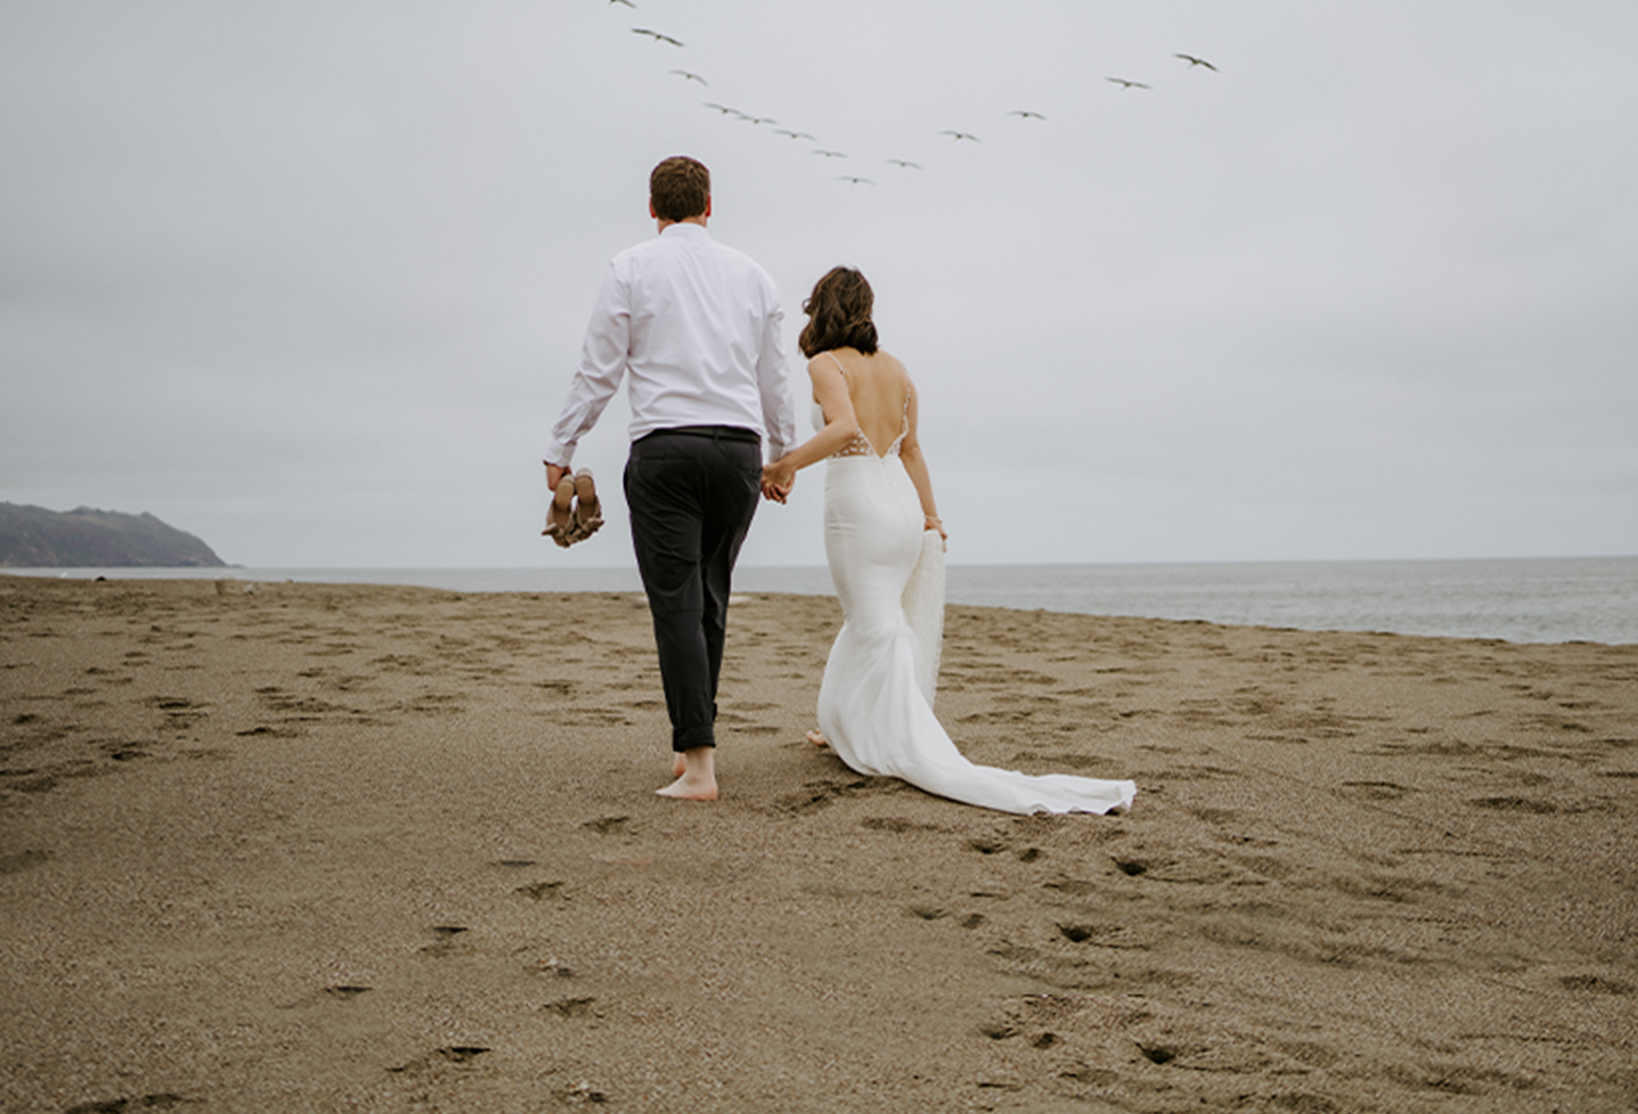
top-left (650, 156), bottom-right (710, 222)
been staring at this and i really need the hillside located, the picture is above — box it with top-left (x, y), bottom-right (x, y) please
top-left (0, 503), bottom-right (226, 567)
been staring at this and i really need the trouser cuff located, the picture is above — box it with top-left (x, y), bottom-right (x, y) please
top-left (672, 725), bottom-right (716, 753)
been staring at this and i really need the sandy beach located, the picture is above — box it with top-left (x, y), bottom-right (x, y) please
top-left (2, 573), bottom-right (1635, 1112)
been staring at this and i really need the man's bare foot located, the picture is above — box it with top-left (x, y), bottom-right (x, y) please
top-left (805, 729), bottom-right (828, 747)
top-left (658, 746), bottom-right (717, 801)
top-left (672, 753), bottom-right (686, 778)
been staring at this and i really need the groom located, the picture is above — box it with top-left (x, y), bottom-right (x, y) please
top-left (544, 155), bottom-right (796, 801)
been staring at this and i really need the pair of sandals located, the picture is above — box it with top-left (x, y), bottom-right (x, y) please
top-left (543, 468), bottom-right (603, 548)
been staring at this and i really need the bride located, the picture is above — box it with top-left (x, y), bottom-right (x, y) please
top-left (760, 267), bottom-right (1135, 815)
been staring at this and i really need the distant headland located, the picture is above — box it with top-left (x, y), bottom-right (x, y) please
top-left (0, 503), bottom-right (226, 568)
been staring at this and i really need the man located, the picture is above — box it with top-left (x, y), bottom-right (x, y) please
top-left (544, 155), bottom-right (796, 801)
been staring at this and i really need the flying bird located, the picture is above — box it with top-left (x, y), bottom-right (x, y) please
top-left (811, 149), bottom-right (847, 158)
top-left (631, 27), bottom-right (683, 46)
top-left (670, 70), bottom-right (708, 85)
top-left (939, 130), bottom-right (981, 142)
top-left (739, 115), bottom-right (777, 126)
top-left (702, 102), bottom-right (743, 116)
top-left (1106, 77), bottom-right (1151, 89)
top-left (1174, 53), bottom-right (1217, 70)
top-left (1007, 110), bottom-right (1047, 120)
top-left (837, 176), bottom-right (875, 185)
top-left (609, 0), bottom-right (635, 7)
top-left (773, 129), bottom-right (816, 140)
top-left (885, 159), bottom-right (921, 169)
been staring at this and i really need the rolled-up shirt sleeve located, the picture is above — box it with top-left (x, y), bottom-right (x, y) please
top-left (545, 261), bottom-right (630, 467)
top-left (755, 300), bottom-right (796, 459)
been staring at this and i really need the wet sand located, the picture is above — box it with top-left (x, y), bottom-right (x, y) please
top-left (2, 574), bottom-right (1635, 1112)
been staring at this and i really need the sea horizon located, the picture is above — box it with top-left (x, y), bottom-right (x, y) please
top-left (10, 555), bottom-right (1636, 647)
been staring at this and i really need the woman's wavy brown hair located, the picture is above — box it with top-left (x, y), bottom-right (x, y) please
top-left (798, 266), bottom-right (879, 358)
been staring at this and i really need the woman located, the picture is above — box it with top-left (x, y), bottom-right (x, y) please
top-left (761, 267), bottom-right (1134, 815)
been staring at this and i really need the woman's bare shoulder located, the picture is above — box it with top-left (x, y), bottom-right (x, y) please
top-left (875, 350), bottom-right (912, 387)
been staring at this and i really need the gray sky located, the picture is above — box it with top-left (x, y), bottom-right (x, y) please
top-left (3, 0), bottom-right (1635, 569)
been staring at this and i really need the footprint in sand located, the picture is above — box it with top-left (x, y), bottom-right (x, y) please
top-left (436, 1047), bottom-right (489, 1063)
top-left (63, 1092), bottom-right (188, 1112)
top-left (1559, 974), bottom-right (1634, 995)
top-left (0, 849), bottom-right (50, 875)
top-left (387, 1047), bottom-right (491, 1074)
top-left (1469, 796), bottom-right (1558, 814)
top-left (235, 724), bottom-right (298, 738)
top-left (1044, 877), bottom-right (1101, 897)
top-left (1138, 1044), bottom-right (1179, 1065)
top-left (1056, 923), bottom-right (1148, 950)
top-left (420, 925), bottom-right (471, 955)
top-left (542, 996), bottom-right (599, 1019)
top-left (1339, 780), bottom-right (1412, 801)
top-left (860, 816), bottom-right (942, 833)
top-left (324, 985), bottom-right (372, 999)
top-left (773, 777), bottom-right (880, 814)
top-left (558, 1081), bottom-right (611, 1104)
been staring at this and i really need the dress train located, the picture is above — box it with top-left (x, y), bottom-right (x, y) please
top-left (815, 454), bottom-right (1135, 815)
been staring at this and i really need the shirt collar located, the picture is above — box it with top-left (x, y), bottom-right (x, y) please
top-left (659, 222), bottom-right (710, 241)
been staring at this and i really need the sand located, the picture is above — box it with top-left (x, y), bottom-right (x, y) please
top-left (1, 573), bottom-right (1635, 1113)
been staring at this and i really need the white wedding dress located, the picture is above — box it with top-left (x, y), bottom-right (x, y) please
top-left (812, 396), bottom-right (1136, 815)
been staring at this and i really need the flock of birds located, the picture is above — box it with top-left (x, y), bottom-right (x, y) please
top-left (608, 1), bottom-right (1219, 187)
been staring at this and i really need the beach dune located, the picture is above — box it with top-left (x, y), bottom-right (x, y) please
top-left (2, 575), bottom-right (1635, 1112)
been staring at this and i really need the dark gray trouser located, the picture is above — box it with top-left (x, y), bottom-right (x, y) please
top-left (623, 427), bottom-right (762, 752)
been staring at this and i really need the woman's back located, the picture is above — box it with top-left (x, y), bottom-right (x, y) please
top-left (825, 347), bottom-right (909, 456)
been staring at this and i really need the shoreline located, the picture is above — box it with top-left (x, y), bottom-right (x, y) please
top-left (3, 575), bottom-right (1635, 1111)
top-left (6, 558), bottom-right (1635, 647)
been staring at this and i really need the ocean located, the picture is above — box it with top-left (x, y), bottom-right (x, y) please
top-left (12, 556), bottom-right (1636, 646)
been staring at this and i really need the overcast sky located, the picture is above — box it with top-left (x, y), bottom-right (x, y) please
top-left (3, 1), bottom-right (1635, 569)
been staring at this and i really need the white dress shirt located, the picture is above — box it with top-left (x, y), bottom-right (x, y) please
top-left (546, 223), bottom-right (796, 465)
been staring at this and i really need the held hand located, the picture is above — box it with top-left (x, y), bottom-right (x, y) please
top-left (761, 459), bottom-right (796, 504)
top-left (545, 461), bottom-right (571, 491)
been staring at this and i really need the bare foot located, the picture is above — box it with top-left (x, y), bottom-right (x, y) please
top-left (805, 729), bottom-right (828, 748)
top-left (658, 746), bottom-right (717, 801)
top-left (672, 753), bottom-right (686, 778)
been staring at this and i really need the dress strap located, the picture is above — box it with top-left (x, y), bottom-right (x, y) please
top-left (886, 386), bottom-right (910, 456)
top-left (825, 351), bottom-right (847, 377)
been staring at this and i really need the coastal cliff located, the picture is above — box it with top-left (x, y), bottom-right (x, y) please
top-left (0, 503), bottom-right (226, 567)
